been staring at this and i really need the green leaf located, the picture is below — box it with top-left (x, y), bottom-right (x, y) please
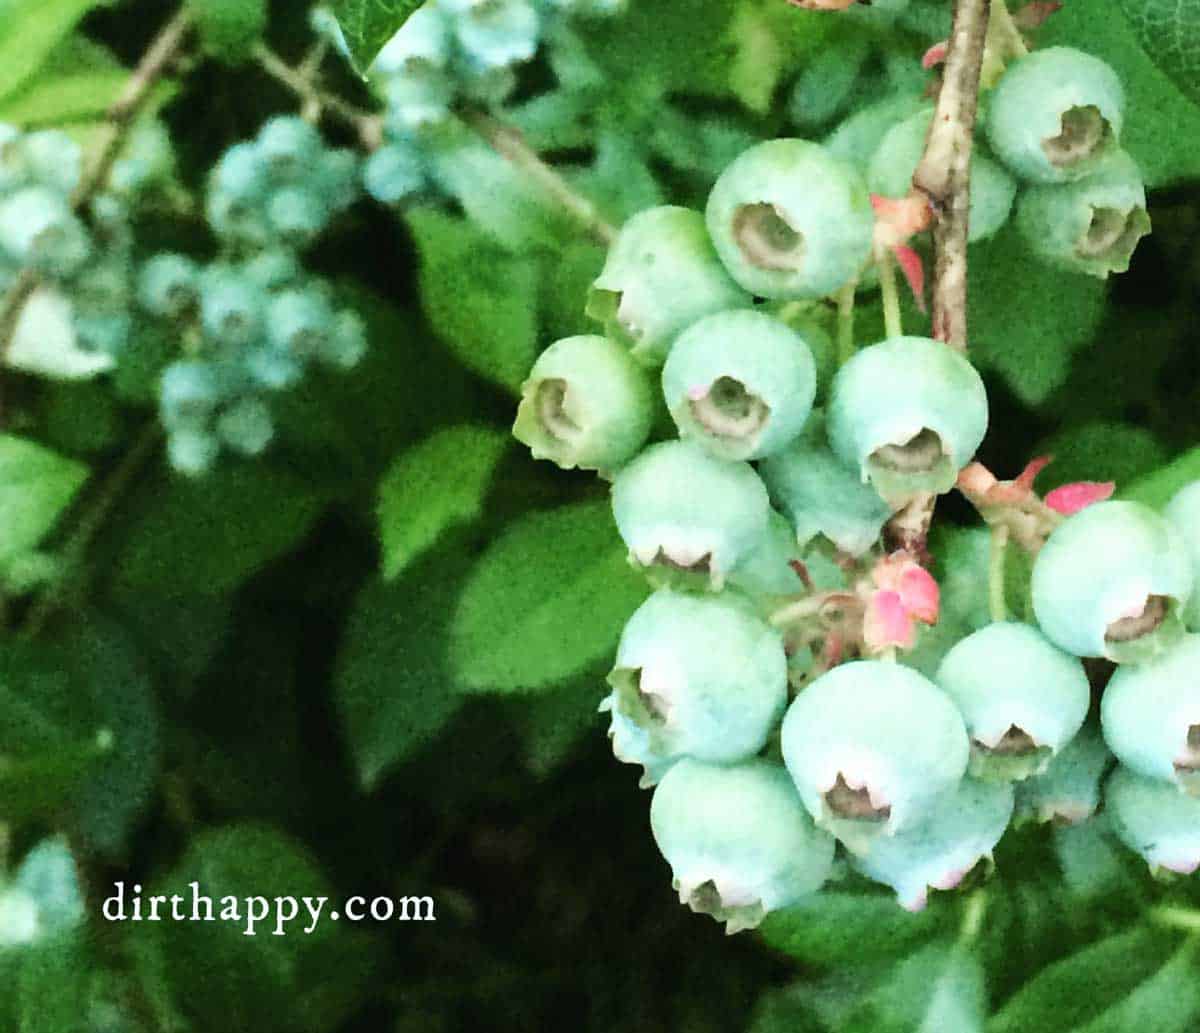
top-left (330, 0), bottom-right (423, 73)
top-left (1041, 0), bottom-right (1200, 187)
top-left (1036, 421), bottom-right (1168, 493)
top-left (407, 207), bottom-right (541, 395)
top-left (140, 823), bottom-right (380, 1033)
top-left (335, 563), bottom-right (471, 790)
top-left (0, 0), bottom-right (109, 103)
top-left (108, 464), bottom-right (324, 599)
top-left (968, 225), bottom-right (1108, 406)
top-left (0, 435), bottom-right (87, 564)
top-left (13, 931), bottom-right (95, 1033)
top-left (450, 499), bottom-right (647, 694)
top-left (0, 69), bottom-right (125, 126)
top-left (1122, 446), bottom-right (1200, 510)
top-left (758, 891), bottom-right (949, 966)
top-left (987, 926), bottom-right (1178, 1033)
top-left (0, 617), bottom-right (158, 856)
top-left (378, 425), bottom-right (509, 580)
top-left (518, 670), bottom-right (602, 778)
top-left (1117, 0), bottom-right (1200, 108)
top-left (187, 0), bottom-right (268, 62)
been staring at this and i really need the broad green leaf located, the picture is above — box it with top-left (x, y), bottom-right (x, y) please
top-left (451, 499), bottom-right (648, 694)
top-left (519, 670), bottom-right (602, 778)
top-left (1073, 941), bottom-right (1200, 1033)
top-left (407, 208), bottom-right (541, 395)
top-left (1036, 422), bottom-right (1167, 493)
top-left (187, 0), bottom-right (268, 62)
top-left (758, 891), bottom-right (949, 966)
top-left (335, 563), bottom-right (471, 789)
top-left (1117, 0), bottom-right (1200, 108)
top-left (0, 617), bottom-right (158, 856)
top-left (0, 435), bottom-right (88, 563)
top-left (378, 425), bottom-right (509, 580)
top-left (0, 0), bottom-right (109, 103)
top-left (987, 926), bottom-right (1177, 1033)
top-left (13, 931), bottom-right (95, 1033)
top-left (109, 464), bottom-right (324, 598)
top-left (968, 225), bottom-right (1108, 405)
top-left (330, 0), bottom-right (423, 73)
top-left (1122, 446), bottom-right (1200, 510)
top-left (1041, 0), bottom-right (1200, 187)
top-left (140, 823), bottom-right (380, 1033)
top-left (0, 70), bottom-right (125, 125)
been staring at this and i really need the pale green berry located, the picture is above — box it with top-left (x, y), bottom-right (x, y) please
top-left (1165, 481), bottom-right (1200, 630)
top-left (601, 589), bottom-right (788, 786)
top-left (1016, 725), bottom-right (1111, 825)
top-left (869, 109), bottom-right (1016, 242)
top-left (1015, 150), bottom-right (1150, 278)
top-left (827, 336), bottom-right (988, 506)
top-left (1031, 500), bottom-right (1193, 663)
top-left (587, 206), bottom-right (751, 367)
top-left (825, 93), bottom-right (928, 172)
top-left (611, 440), bottom-right (770, 590)
top-left (661, 310), bottom-right (816, 461)
top-left (987, 47), bottom-right (1124, 184)
top-left (513, 335), bottom-right (653, 473)
top-left (1107, 765), bottom-right (1200, 875)
top-left (854, 778), bottom-right (1014, 911)
top-left (706, 139), bottom-right (875, 299)
top-left (758, 412), bottom-right (894, 557)
top-left (1102, 634), bottom-right (1200, 795)
top-left (781, 660), bottom-right (970, 853)
top-left (727, 509), bottom-right (805, 599)
top-left (936, 622), bottom-right (1090, 782)
top-left (650, 759), bottom-right (835, 933)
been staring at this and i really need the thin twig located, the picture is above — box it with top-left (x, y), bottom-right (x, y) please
top-left (460, 109), bottom-right (617, 246)
top-left (912, 0), bottom-right (991, 350)
top-left (0, 7), bottom-right (195, 420)
top-left (835, 279), bottom-right (857, 366)
top-left (988, 524), bottom-right (1009, 622)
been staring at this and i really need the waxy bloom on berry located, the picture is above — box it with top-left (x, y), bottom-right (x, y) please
top-left (1165, 481), bottom-right (1200, 630)
top-left (1107, 765), bottom-right (1200, 876)
top-left (781, 660), bottom-right (969, 854)
top-left (1016, 725), bottom-right (1111, 825)
top-left (650, 759), bottom-right (835, 933)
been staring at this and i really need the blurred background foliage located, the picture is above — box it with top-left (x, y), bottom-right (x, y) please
top-left (0, 0), bottom-right (1199, 1030)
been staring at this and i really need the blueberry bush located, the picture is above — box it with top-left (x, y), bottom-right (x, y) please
top-left (2, 0), bottom-right (1200, 1029)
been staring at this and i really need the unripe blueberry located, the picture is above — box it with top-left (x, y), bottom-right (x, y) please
top-left (758, 412), bottom-right (894, 557)
top-left (602, 590), bottom-right (788, 786)
top-left (611, 440), bottom-right (770, 589)
top-left (18, 130), bottom-right (83, 196)
top-left (513, 334), bottom-right (652, 473)
top-left (257, 116), bottom-right (323, 178)
top-left (587, 206), bottom-right (751, 367)
top-left (827, 336), bottom-right (988, 506)
top-left (662, 310), bottom-right (816, 461)
top-left (987, 47), bottom-right (1124, 184)
top-left (454, 0), bottom-right (541, 72)
top-left (138, 253), bottom-right (199, 318)
top-left (267, 288), bottom-right (335, 360)
top-left (0, 187), bottom-right (91, 275)
top-left (825, 94), bottom-right (929, 172)
top-left (1165, 482), bottom-right (1200, 630)
top-left (167, 428), bottom-right (220, 477)
top-left (1015, 150), bottom-right (1150, 278)
top-left (267, 186), bottom-right (331, 246)
top-left (364, 143), bottom-right (429, 205)
top-left (727, 509), bottom-right (805, 599)
top-left (325, 311), bottom-right (369, 370)
top-left (200, 273), bottom-right (266, 348)
top-left (371, 3), bottom-right (452, 76)
top-left (781, 660), bottom-right (970, 853)
top-left (245, 347), bottom-right (303, 391)
top-left (650, 759), bottom-right (835, 932)
top-left (1031, 500), bottom-right (1193, 663)
top-left (1106, 765), bottom-right (1200, 875)
top-left (243, 250), bottom-right (302, 290)
top-left (7, 287), bottom-right (113, 381)
top-left (869, 109), bottom-right (1016, 242)
top-left (1101, 634), bottom-right (1200, 794)
top-left (160, 361), bottom-right (221, 429)
top-left (317, 148), bottom-right (361, 212)
top-left (936, 622), bottom-right (1090, 782)
top-left (854, 778), bottom-right (1014, 911)
top-left (706, 139), bottom-right (875, 299)
top-left (211, 142), bottom-right (267, 201)
top-left (1016, 725), bottom-right (1111, 825)
top-left (382, 70), bottom-right (455, 134)
top-left (217, 397), bottom-right (275, 457)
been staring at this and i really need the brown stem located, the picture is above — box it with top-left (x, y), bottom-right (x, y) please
top-left (912, 0), bottom-right (991, 350)
top-left (460, 109), bottom-right (617, 246)
top-left (0, 7), bottom-right (195, 423)
top-left (886, 0), bottom-right (992, 561)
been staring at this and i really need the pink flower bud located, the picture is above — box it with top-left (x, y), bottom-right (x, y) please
top-left (1044, 481), bottom-right (1116, 516)
top-left (922, 42), bottom-right (948, 69)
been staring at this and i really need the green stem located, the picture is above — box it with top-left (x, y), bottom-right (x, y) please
top-left (836, 280), bottom-right (858, 366)
top-left (22, 423), bottom-right (162, 638)
top-left (988, 523), bottom-right (1009, 623)
top-left (877, 244), bottom-right (903, 340)
top-left (959, 889), bottom-right (988, 943)
top-left (1153, 906), bottom-right (1200, 934)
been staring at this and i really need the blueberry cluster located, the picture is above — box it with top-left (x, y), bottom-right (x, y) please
top-left (361, 0), bottom-right (624, 208)
top-left (512, 42), bottom-right (1197, 926)
top-left (148, 117), bottom-right (365, 475)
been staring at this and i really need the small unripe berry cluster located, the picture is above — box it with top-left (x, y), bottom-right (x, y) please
top-left (512, 33), bottom-right (1196, 928)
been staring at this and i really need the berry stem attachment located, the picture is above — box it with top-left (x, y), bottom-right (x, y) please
top-left (911, 0), bottom-right (991, 350)
top-left (876, 244), bottom-right (903, 340)
top-left (989, 523), bottom-right (1010, 622)
top-left (0, 5), bottom-right (196, 423)
top-left (835, 279), bottom-right (858, 366)
top-left (460, 109), bottom-right (617, 246)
